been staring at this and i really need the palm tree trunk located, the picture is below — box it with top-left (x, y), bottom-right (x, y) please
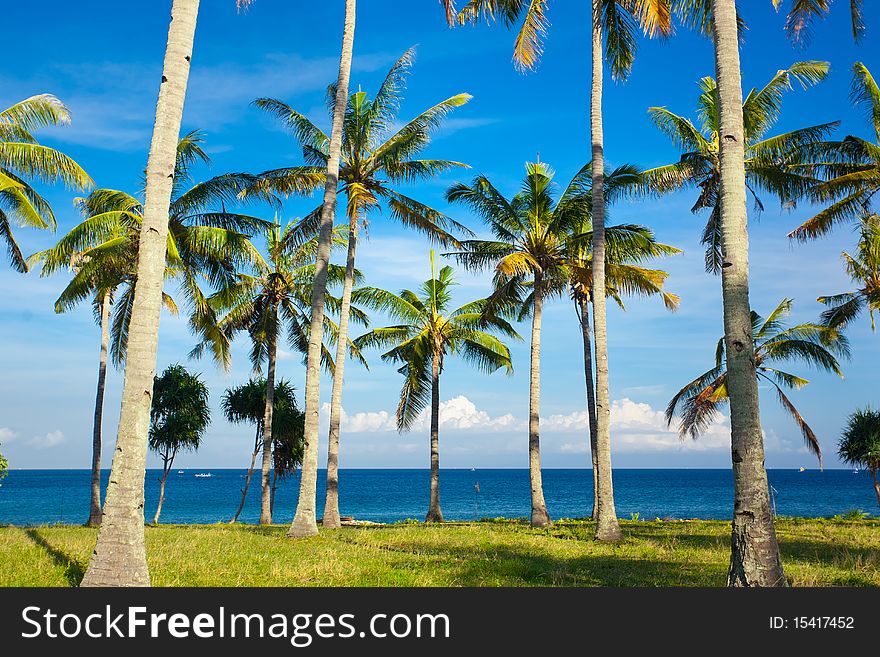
top-left (872, 467), bottom-right (880, 510)
top-left (322, 212), bottom-right (359, 529)
top-left (230, 429), bottom-right (261, 524)
top-left (426, 348), bottom-right (443, 523)
top-left (153, 448), bottom-right (176, 525)
top-left (528, 273), bottom-right (551, 527)
top-left (81, 0), bottom-right (200, 587)
top-left (577, 295), bottom-right (599, 521)
top-left (710, 0), bottom-right (786, 587)
top-left (289, 0), bottom-right (357, 539)
top-left (270, 467), bottom-right (277, 515)
top-left (590, 0), bottom-right (622, 542)
top-left (87, 291), bottom-right (111, 528)
top-left (260, 309), bottom-right (278, 525)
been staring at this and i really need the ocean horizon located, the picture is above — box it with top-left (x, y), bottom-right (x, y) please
top-left (1, 468), bottom-right (876, 526)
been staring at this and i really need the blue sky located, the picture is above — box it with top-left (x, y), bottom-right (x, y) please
top-left (1, 1), bottom-right (878, 470)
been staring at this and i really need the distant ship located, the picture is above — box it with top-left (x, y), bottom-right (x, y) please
top-left (177, 470), bottom-right (184, 474)
top-left (799, 467), bottom-right (806, 472)
top-left (194, 473), bottom-right (212, 478)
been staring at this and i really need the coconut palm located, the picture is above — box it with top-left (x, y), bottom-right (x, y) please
top-left (249, 48), bottom-right (473, 535)
top-left (644, 61), bottom-right (833, 272)
top-left (772, 0), bottom-right (866, 43)
top-left (788, 64), bottom-right (880, 242)
top-left (566, 163), bottom-right (681, 518)
top-left (192, 217), bottom-right (367, 525)
top-left (817, 215), bottom-right (880, 333)
top-left (30, 132), bottom-right (267, 527)
top-left (149, 365), bottom-right (210, 524)
top-left (667, 298), bottom-right (848, 471)
top-left (838, 407), bottom-right (880, 510)
top-left (222, 378), bottom-right (303, 523)
top-left (0, 94), bottom-right (92, 272)
top-left (353, 253), bottom-right (518, 522)
top-left (289, 0), bottom-right (358, 540)
top-left (453, 0), bottom-right (672, 541)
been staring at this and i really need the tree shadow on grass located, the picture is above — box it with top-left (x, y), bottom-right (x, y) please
top-left (22, 528), bottom-right (84, 586)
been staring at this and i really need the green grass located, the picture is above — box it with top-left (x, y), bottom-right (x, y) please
top-left (1, 518), bottom-right (878, 587)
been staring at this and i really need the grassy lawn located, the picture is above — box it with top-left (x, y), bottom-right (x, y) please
top-left (1, 518), bottom-right (878, 587)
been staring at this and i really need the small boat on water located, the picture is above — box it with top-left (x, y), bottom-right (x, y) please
top-left (194, 473), bottom-right (212, 478)
top-left (177, 470), bottom-right (184, 474)
top-left (799, 467), bottom-right (806, 472)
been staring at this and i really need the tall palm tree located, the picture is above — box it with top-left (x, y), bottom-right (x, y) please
top-left (148, 364), bottom-right (210, 524)
top-left (0, 94), bottom-right (92, 271)
top-left (79, 0), bottom-right (202, 587)
top-left (771, 0), bottom-right (866, 43)
top-left (222, 378), bottom-right (302, 523)
top-left (193, 218), bottom-right (367, 525)
top-left (817, 215), bottom-right (879, 333)
top-left (446, 161), bottom-right (608, 526)
top-left (249, 48), bottom-right (472, 534)
top-left (31, 133), bottom-right (266, 527)
top-left (667, 299), bottom-right (847, 470)
top-left (290, 0), bottom-right (358, 540)
top-left (353, 253), bottom-right (518, 522)
top-left (788, 64), bottom-right (880, 242)
top-left (644, 61), bottom-right (833, 272)
top-left (453, 0), bottom-right (672, 541)
top-left (566, 163), bottom-right (681, 518)
top-left (838, 407), bottom-right (880, 510)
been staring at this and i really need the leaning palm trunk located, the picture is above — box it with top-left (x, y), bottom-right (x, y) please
top-left (289, 0), bottom-right (357, 539)
top-left (322, 214), bottom-right (358, 529)
top-left (81, 0), bottom-right (200, 586)
top-left (153, 447), bottom-right (177, 525)
top-left (230, 430), bottom-right (261, 524)
top-left (260, 314), bottom-right (278, 525)
top-left (576, 295), bottom-right (600, 521)
top-left (426, 349), bottom-right (443, 522)
top-left (590, 0), bottom-right (622, 542)
top-left (710, 0), bottom-right (786, 587)
top-left (87, 292), bottom-right (111, 527)
top-left (872, 468), bottom-right (880, 510)
top-left (528, 274), bottom-right (551, 527)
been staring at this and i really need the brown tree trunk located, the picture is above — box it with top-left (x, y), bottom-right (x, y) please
top-left (577, 295), bottom-right (599, 521)
top-left (81, 0), bottom-right (200, 587)
top-left (230, 429), bottom-right (261, 524)
top-left (153, 448), bottom-right (176, 525)
top-left (270, 467), bottom-right (277, 515)
top-left (87, 291), bottom-right (110, 527)
top-left (872, 468), bottom-right (880, 511)
top-left (528, 273), bottom-right (551, 527)
top-left (590, 0), bottom-right (622, 542)
top-left (289, 0), bottom-right (357, 539)
top-left (426, 348), bottom-right (443, 523)
top-left (710, 0), bottom-right (787, 587)
top-left (322, 210), bottom-right (359, 529)
top-left (260, 310), bottom-right (278, 525)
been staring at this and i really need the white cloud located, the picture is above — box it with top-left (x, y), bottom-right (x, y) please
top-left (27, 431), bottom-right (65, 450)
top-left (0, 427), bottom-right (17, 442)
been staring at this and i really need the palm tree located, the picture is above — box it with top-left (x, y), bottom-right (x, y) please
top-left (353, 252), bottom-right (518, 522)
top-left (80, 0), bottom-right (204, 587)
top-left (644, 61), bottom-right (833, 272)
top-left (0, 94), bottom-right (92, 272)
top-left (788, 64), bottom-right (880, 242)
top-left (249, 48), bottom-right (472, 534)
top-left (30, 132), bottom-right (266, 527)
top-left (222, 378), bottom-right (302, 523)
top-left (149, 364), bottom-right (210, 524)
top-left (667, 298), bottom-right (847, 470)
top-left (193, 218), bottom-right (367, 525)
top-left (289, 0), bottom-right (358, 540)
top-left (446, 161), bottom-right (593, 526)
top-left (453, 0), bottom-right (671, 541)
top-left (772, 0), bottom-right (866, 43)
top-left (566, 164), bottom-right (681, 518)
top-left (817, 215), bottom-right (879, 333)
top-left (838, 407), bottom-right (880, 510)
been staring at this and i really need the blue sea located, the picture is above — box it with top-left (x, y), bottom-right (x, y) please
top-left (0, 469), bottom-right (876, 526)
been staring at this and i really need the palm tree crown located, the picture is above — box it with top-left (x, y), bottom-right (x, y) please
top-left (1, 94), bottom-right (93, 271)
top-left (645, 61), bottom-right (833, 272)
top-left (666, 298), bottom-right (849, 468)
